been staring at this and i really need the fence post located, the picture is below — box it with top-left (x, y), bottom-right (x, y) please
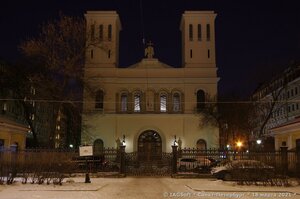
top-left (280, 146), bottom-right (288, 175)
top-left (297, 146), bottom-right (300, 178)
top-left (172, 145), bottom-right (178, 174)
top-left (119, 145), bottom-right (126, 175)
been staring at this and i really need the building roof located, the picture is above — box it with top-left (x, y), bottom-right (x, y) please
top-left (0, 116), bottom-right (29, 133)
top-left (269, 116), bottom-right (300, 136)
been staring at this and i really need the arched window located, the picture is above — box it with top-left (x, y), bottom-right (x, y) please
top-left (189, 24), bottom-right (193, 41)
top-left (197, 24), bottom-right (202, 41)
top-left (99, 24), bottom-right (103, 41)
top-left (173, 93), bottom-right (181, 112)
top-left (95, 90), bottom-right (104, 110)
top-left (90, 24), bottom-right (95, 41)
top-left (93, 139), bottom-right (104, 155)
top-left (134, 93), bottom-right (141, 112)
top-left (196, 139), bottom-right (207, 150)
top-left (206, 24), bottom-right (210, 41)
top-left (108, 24), bottom-right (112, 41)
top-left (121, 93), bottom-right (128, 112)
top-left (160, 93), bottom-right (167, 112)
top-left (197, 90), bottom-right (205, 112)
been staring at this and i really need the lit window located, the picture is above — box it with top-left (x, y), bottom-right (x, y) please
top-left (134, 94), bottom-right (141, 112)
top-left (95, 90), bottom-right (104, 110)
top-left (173, 93), bottom-right (181, 112)
top-left (121, 94), bottom-right (128, 112)
top-left (99, 24), bottom-right (103, 41)
top-left (197, 24), bottom-right (202, 41)
top-left (189, 24), bottom-right (193, 41)
top-left (206, 24), bottom-right (210, 41)
top-left (108, 24), bottom-right (112, 41)
top-left (160, 93), bottom-right (167, 112)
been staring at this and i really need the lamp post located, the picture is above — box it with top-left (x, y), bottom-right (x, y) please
top-left (122, 135), bottom-right (126, 146)
top-left (256, 139), bottom-right (262, 150)
top-left (119, 134), bottom-right (126, 175)
top-left (172, 135), bottom-right (178, 174)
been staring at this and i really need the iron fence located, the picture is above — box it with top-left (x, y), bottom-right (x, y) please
top-left (0, 147), bottom-right (299, 178)
top-left (176, 147), bottom-right (299, 177)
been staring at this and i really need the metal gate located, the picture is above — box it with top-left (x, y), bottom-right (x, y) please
top-left (125, 151), bottom-right (172, 176)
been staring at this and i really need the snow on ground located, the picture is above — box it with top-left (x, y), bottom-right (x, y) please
top-left (0, 177), bottom-right (299, 199)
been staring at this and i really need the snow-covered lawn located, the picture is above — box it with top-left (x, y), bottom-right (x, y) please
top-left (0, 177), bottom-right (299, 199)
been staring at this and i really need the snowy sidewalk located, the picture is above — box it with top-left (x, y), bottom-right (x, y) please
top-left (0, 177), bottom-right (299, 199)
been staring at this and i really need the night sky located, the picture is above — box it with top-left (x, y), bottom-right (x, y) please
top-left (1, 0), bottom-right (300, 97)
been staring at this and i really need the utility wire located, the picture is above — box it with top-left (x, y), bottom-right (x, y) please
top-left (0, 98), bottom-right (299, 104)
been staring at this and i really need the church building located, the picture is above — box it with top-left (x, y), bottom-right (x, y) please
top-left (81, 11), bottom-right (219, 154)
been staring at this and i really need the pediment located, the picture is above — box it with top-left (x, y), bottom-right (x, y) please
top-left (128, 58), bottom-right (173, 69)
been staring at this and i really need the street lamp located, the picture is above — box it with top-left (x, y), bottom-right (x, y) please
top-left (173, 135), bottom-right (178, 146)
top-left (122, 135), bottom-right (126, 146)
top-left (236, 141), bottom-right (243, 149)
top-left (256, 139), bottom-right (262, 145)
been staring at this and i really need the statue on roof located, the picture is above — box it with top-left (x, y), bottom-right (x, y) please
top-left (144, 41), bottom-right (154, 59)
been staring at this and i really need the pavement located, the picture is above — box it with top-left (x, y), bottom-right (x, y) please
top-left (0, 177), bottom-right (299, 199)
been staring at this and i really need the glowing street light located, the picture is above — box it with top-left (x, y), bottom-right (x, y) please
top-left (256, 139), bottom-right (262, 145)
top-left (236, 141), bottom-right (243, 148)
top-left (122, 135), bottom-right (126, 146)
top-left (173, 135), bottom-right (178, 146)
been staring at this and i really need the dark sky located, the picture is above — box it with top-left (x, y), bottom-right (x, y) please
top-left (1, 0), bottom-right (300, 97)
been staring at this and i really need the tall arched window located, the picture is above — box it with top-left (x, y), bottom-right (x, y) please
top-left (90, 24), bottom-right (95, 41)
top-left (189, 24), bottom-right (193, 41)
top-left (206, 24), bottom-right (210, 41)
top-left (134, 93), bottom-right (141, 112)
top-left (173, 93), bottom-right (181, 112)
top-left (99, 24), bottom-right (103, 41)
top-left (197, 24), bottom-right (202, 41)
top-left (108, 24), bottom-right (112, 41)
top-left (197, 90), bottom-right (205, 112)
top-left (160, 93), bottom-right (167, 112)
top-left (121, 93), bottom-right (128, 112)
top-left (95, 90), bottom-right (104, 110)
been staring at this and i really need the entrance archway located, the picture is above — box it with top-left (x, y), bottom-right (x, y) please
top-left (138, 130), bottom-right (162, 161)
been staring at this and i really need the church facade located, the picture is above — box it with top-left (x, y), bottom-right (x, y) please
top-left (81, 11), bottom-right (219, 153)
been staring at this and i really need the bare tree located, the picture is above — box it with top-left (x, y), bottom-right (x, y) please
top-left (199, 94), bottom-right (254, 148)
top-left (19, 13), bottom-right (103, 147)
top-left (250, 63), bottom-right (300, 139)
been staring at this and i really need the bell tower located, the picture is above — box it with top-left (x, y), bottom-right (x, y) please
top-left (180, 11), bottom-right (217, 68)
top-left (85, 11), bottom-right (122, 68)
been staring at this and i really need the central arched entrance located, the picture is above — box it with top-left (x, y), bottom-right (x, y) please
top-left (138, 130), bottom-right (162, 162)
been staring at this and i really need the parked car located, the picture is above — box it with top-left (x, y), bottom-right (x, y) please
top-left (211, 159), bottom-right (275, 181)
top-left (177, 157), bottom-right (213, 172)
